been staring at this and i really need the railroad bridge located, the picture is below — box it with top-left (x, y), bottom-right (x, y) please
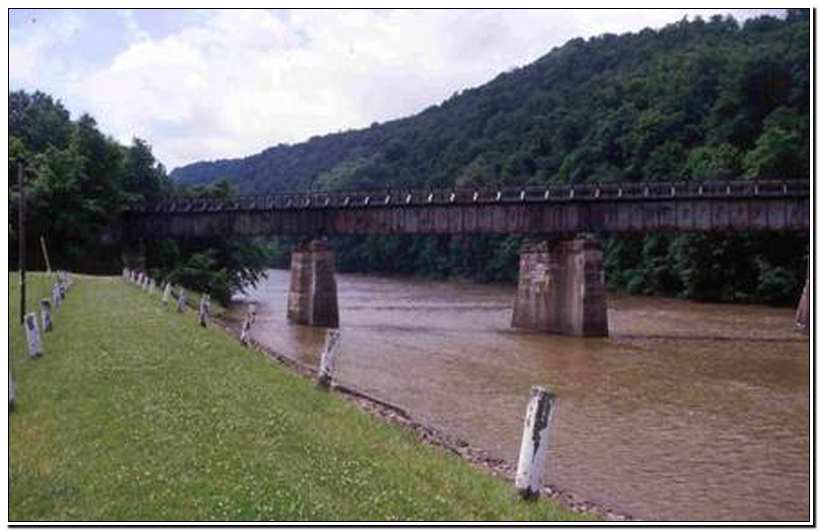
top-left (121, 179), bottom-right (811, 336)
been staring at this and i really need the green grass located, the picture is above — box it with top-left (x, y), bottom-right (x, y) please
top-left (9, 273), bottom-right (591, 522)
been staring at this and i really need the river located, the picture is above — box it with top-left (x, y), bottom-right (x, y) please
top-left (233, 269), bottom-right (809, 522)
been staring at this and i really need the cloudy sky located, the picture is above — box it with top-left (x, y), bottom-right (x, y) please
top-left (10, 8), bottom-right (784, 170)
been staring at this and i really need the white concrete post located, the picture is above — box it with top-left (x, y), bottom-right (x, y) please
top-left (161, 282), bottom-right (172, 306)
top-left (317, 329), bottom-right (342, 389)
top-left (198, 294), bottom-right (210, 327)
top-left (239, 316), bottom-right (251, 346)
top-left (248, 303), bottom-right (257, 326)
top-left (9, 370), bottom-right (15, 411)
top-left (142, 275), bottom-right (149, 291)
top-left (515, 386), bottom-right (557, 500)
top-left (51, 284), bottom-right (61, 311)
top-left (40, 299), bottom-right (52, 332)
top-left (122, 268), bottom-right (129, 281)
top-left (129, 270), bottom-right (135, 283)
top-left (176, 288), bottom-right (187, 313)
top-left (148, 278), bottom-right (156, 295)
top-left (24, 312), bottom-right (44, 358)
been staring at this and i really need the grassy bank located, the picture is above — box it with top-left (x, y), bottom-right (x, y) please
top-left (9, 273), bottom-right (589, 522)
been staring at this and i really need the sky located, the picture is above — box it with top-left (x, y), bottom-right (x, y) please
top-left (9, 8), bottom-right (786, 171)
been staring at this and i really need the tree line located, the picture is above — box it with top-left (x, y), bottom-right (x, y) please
top-left (8, 91), bottom-right (273, 305)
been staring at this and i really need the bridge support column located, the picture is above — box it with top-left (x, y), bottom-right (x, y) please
top-left (796, 263), bottom-right (809, 333)
top-left (287, 239), bottom-right (339, 328)
top-left (512, 235), bottom-right (608, 337)
top-left (121, 239), bottom-right (146, 271)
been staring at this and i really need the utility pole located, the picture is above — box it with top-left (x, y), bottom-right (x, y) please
top-left (18, 163), bottom-right (25, 325)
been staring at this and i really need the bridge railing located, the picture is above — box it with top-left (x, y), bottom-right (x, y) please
top-left (126, 179), bottom-right (809, 214)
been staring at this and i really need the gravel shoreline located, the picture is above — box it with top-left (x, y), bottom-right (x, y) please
top-left (213, 310), bottom-right (634, 522)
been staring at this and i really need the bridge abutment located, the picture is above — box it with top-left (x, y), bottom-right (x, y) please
top-left (287, 239), bottom-right (339, 328)
top-left (512, 235), bottom-right (608, 337)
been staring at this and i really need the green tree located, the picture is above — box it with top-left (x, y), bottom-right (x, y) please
top-left (150, 177), bottom-right (275, 305)
top-left (742, 108), bottom-right (809, 180)
top-left (123, 138), bottom-right (169, 201)
top-left (9, 90), bottom-right (72, 153)
top-left (685, 143), bottom-right (742, 180)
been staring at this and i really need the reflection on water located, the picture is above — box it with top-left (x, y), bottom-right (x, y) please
top-left (236, 269), bottom-right (809, 521)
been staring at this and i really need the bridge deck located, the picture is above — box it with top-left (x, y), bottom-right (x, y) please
top-left (123, 180), bottom-right (810, 239)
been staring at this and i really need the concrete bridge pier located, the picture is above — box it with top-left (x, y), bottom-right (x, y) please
top-left (512, 235), bottom-right (608, 337)
top-left (287, 238), bottom-right (339, 328)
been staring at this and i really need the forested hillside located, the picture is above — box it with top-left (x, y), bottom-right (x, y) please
top-left (170, 11), bottom-right (812, 303)
top-left (173, 12), bottom-right (809, 192)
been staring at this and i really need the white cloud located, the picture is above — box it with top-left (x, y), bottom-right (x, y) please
top-left (11, 8), bottom-right (786, 170)
top-left (120, 9), bottom-right (151, 43)
top-left (10, 11), bottom-right (87, 87)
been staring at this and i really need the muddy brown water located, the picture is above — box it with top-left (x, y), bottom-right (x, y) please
top-left (234, 269), bottom-right (809, 522)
